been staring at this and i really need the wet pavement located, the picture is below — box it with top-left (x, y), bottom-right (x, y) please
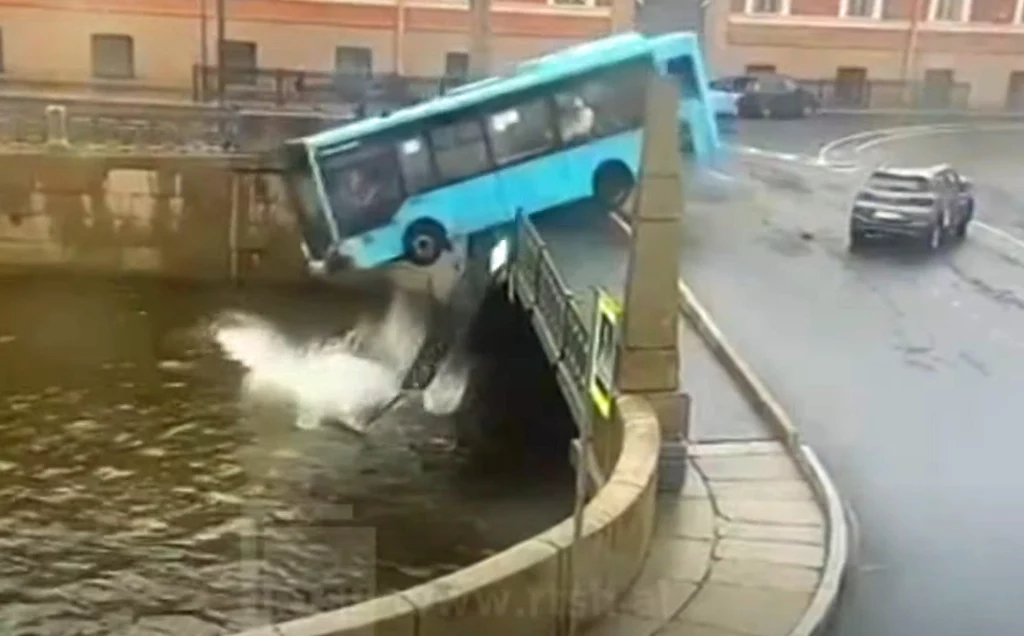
top-left (541, 115), bottom-right (1024, 635)
top-left (0, 276), bottom-right (573, 635)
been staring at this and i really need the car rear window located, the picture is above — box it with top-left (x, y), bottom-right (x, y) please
top-left (867, 173), bottom-right (930, 192)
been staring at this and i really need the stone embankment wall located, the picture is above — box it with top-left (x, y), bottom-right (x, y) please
top-left (0, 152), bottom-right (310, 283)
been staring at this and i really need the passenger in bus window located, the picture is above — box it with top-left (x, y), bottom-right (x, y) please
top-left (332, 167), bottom-right (380, 214)
top-left (559, 95), bottom-right (594, 142)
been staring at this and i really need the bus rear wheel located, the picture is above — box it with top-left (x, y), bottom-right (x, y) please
top-left (593, 162), bottom-right (634, 210)
top-left (404, 219), bottom-right (448, 267)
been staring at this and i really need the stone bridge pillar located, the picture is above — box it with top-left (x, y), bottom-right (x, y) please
top-left (615, 77), bottom-right (689, 492)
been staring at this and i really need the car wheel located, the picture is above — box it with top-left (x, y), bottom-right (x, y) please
top-left (801, 102), bottom-right (817, 118)
top-left (922, 222), bottom-right (943, 251)
top-left (593, 161), bottom-right (634, 210)
top-left (955, 218), bottom-right (969, 239)
top-left (403, 218), bottom-right (448, 267)
top-left (761, 105), bottom-right (773, 119)
top-left (849, 230), bottom-right (867, 252)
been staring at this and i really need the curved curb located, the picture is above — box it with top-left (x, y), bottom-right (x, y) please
top-left (676, 277), bottom-right (849, 636)
top-left (676, 279), bottom-right (800, 448)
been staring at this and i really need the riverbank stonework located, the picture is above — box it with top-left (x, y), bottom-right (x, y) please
top-left (0, 151), bottom-right (309, 283)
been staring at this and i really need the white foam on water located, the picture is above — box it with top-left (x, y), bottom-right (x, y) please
top-left (211, 295), bottom-right (428, 434)
top-left (422, 352), bottom-right (471, 416)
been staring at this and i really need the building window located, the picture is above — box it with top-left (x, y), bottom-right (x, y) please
top-left (445, 52), bottom-right (470, 78)
top-left (746, 64), bottom-right (777, 74)
top-left (335, 46), bottom-right (372, 77)
top-left (929, 0), bottom-right (967, 20)
top-left (842, 0), bottom-right (883, 17)
top-left (744, 0), bottom-right (788, 14)
top-left (0, 28), bottom-right (5, 73)
top-left (220, 40), bottom-right (257, 85)
top-left (1006, 71), bottom-right (1024, 111)
top-left (921, 69), bottom-right (954, 108)
top-left (91, 34), bottom-right (134, 79)
top-left (835, 67), bottom-right (868, 106)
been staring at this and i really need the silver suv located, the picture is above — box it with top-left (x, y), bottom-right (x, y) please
top-left (849, 165), bottom-right (974, 251)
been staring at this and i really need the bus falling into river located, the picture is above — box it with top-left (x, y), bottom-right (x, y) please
top-left (278, 31), bottom-right (720, 273)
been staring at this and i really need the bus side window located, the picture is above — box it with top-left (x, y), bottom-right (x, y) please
top-left (486, 97), bottom-right (554, 165)
top-left (555, 67), bottom-right (647, 143)
top-left (553, 92), bottom-right (595, 144)
top-left (429, 118), bottom-right (492, 183)
top-left (397, 136), bottom-right (435, 195)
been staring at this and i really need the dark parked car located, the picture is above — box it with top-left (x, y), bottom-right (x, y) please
top-left (711, 73), bottom-right (820, 119)
top-left (849, 165), bottom-right (975, 252)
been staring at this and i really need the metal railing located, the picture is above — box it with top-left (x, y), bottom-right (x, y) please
top-left (511, 214), bottom-right (591, 424)
top-left (0, 103), bottom-right (351, 152)
top-left (191, 65), bottom-right (470, 109)
top-left (799, 79), bottom-right (974, 111)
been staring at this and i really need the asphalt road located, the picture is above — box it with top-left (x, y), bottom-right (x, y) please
top-left (541, 115), bottom-right (1024, 635)
top-left (701, 119), bottom-right (1024, 636)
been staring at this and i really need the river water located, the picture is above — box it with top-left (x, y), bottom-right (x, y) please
top-left (0, 276), bottom-right (574, 636)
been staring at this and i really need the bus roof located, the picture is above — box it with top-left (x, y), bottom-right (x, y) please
top-left (302, 31), bottom-right (667, 152)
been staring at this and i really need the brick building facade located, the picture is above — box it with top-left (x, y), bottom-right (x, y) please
top-left (0, 0), bottom-right (634, 98)
top-left (705, 0), bottom-right (1024, 108)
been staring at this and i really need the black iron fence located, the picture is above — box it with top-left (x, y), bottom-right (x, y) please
top-left (5, 68), bottom-right (1023, 115)
top-left (511, 213), bottom-right (591, 425)
top-left (798, 79), bottom-right (976, 111)
top-left (191, 65), bottom-right (470, 110)
top-left (0, 103), bottom-right (350, 152)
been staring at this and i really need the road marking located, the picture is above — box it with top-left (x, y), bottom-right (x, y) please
top-left (816, 124), bottom-right (942, 164)
top-left (974, 221), bottom-right (1024, 253)
top-left (818, 122), bottom-right (1024, 255)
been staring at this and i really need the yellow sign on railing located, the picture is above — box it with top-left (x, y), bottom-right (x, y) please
top-left (588, 287), bottom-right (622, 419)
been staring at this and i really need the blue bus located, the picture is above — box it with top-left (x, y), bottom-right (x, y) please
top-left (281, 31), bottom-right (718, 272)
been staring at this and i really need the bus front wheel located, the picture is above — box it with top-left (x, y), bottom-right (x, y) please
top-left (593, 162), bottom-right (634, 210)
top-left (404, 219), bottom-right (448, 267)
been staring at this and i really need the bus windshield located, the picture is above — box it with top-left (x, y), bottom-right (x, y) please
top-left (318, 143), bottom-right (404, 239)
top-left (280, 142), bottom-right (334, 261)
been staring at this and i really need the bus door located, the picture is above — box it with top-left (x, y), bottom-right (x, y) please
top-left (484, 96), bottom-right (572, 219)
top-left (279, 141), bottom-right (338, 264)
top-left (317, 142), bottom-right (406, 241)
top-left (664, 54), bottom-right (719, 161)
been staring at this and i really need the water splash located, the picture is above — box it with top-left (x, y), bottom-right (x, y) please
top-left (210, 288), bottom-right (474, 432)
top-left (211, 310), bottom-right (406, 434)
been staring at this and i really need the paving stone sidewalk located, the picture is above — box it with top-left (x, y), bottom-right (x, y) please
top-left (588, 440), bottom-right (831, 636)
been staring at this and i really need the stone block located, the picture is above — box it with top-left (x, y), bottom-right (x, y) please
top-left (658, 439), bottom-right (688, 493)
top-left (681, 464), bottom-right (709, 499)
top-left (656, 496), bottom-right (715, 541)
top-left (715, 499), bottom-right (824, 527)
top-left (616, 347), bottom-right (679, 394)
top-left (646, 391), bottom-right (688, 441)
top-left (618, 578), bottom-right (697, 622)
top-left (404, 539), bottom-right (561, 636)
top-left (275, 594), bottom-right (417, 636)
top-left (638, 537), bottom-right (712, 583)
top-left (696, 453), bottom-right (801, 482)
top-left (678, 583), bottom-right (812, 636)
top-left (715, 538), bottom-right (826, 569)
top-left (621, 224), bottom-right (681, 348)
top-left (658, 620), bottom-right (753, 635)
top-left (710, 480), bottom-right (815, 502)
top-left (709, 558), bottom-right (820, 593)
top-left (716, 520), bottom-right (825, 546)
top-left (585, 613), bottom-right (663, 636)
